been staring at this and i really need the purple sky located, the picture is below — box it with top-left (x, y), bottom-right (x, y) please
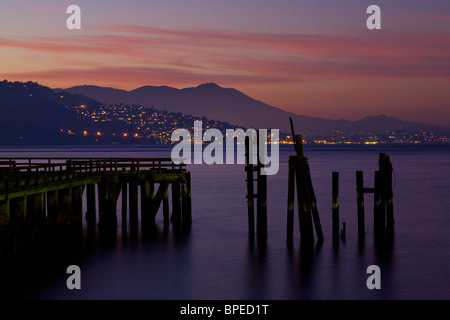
top-left (1, 0), bottom-right (449, 125)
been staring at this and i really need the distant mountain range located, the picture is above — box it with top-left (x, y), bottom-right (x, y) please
top-left (0, 80), bottom-right (448, 146)
top-left (63, 83), bottom-right (450, 139)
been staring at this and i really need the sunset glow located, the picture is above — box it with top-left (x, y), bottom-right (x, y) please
top-left (1, 0), bottom-right (449, 125)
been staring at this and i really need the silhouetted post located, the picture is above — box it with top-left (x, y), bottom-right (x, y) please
top-left (379, 153), bottom-right (394, 238)
top-left (286, 156), bottom-right (295, 244)
top-left (374, 171), bottom-right (385, 240)
top-left (181, 182), bottom-right (191, 230)
top-left (256, 131), bottom-right (267, 242)
top-left (141, 180), bottom-right (155, 232)
top-left (86, 184), bottom-right (96, 228)
top-left (163, 184), bottom-right (169, 229)
top-left (171, 181), bottom-right (181, 229)
top-left (356, 171), bottom-right (365, 240)
top-left (286, 119), bottom-right (323, 245)
top-left (121, 181), bottom-right (128, 232)
top-left (97, 182), bottom-right (107, 230)
top-left (307, 165), bottom-right (324, 243)
top-left (71, 185), bottom-right (83, 237)
top-left (332, 172), bottom-right (340, 243)
top-left (46, 190), bottom-right (58, 235)
top-left (184, 172), bottom-right (192, 227)
top-left (129, 182), bottom-right (138, 235)
top-left (245, 136), bottom-right (255, 239)
top-left (296, 157), bottom-right (314, 245)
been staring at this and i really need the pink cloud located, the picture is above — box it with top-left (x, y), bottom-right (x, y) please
top-left (2, 23), bottom-right (449, 89)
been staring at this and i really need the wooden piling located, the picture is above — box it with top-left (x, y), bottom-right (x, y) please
top-left (121, 182), bottom-right (127, 232)
top-left (129, 182), bottom-right (138, 234)
top-left (356, 171), bottom-right (365, 240)
top-left (97, 182), bottom-right (107, 228)
top-left (295, 156), bottom-right (314, 245)
top-left (141, 180), bottom-right (154, 231)
top-left (71, 185), bottom-right (83, 236)
top-left (286, 121), bottom-right (323, 245)
top-left (286, 156), bottom-right (295, 244)
top-left (163, 184), bottom-right (169, 229)
top-left (306, 164), bottom-right (324, 243)
top-left (256, 131), bottom-right (267, 241)
top-left (86, 184), bottom-right (96, 228)
top-left (245, 136), bottom-right (255, 239)
top-left (374, 171), bottom-right (385, 240)
top-left (379, 153), bottom-right (394, 237)
top-left (171, 181), bottom-right (181, 228)
top-left (184, 172), bottom-right (192, 227)
top-left (332, 172), bottom-right (340, 242)
top-left (107, 183), bottom-right (120, 232)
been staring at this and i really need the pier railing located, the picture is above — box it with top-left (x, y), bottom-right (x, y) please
top-left (0, 158), bottom-right (185, 190)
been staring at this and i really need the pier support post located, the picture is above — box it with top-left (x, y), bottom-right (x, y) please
top-left (97, 182), bottom-right (108, 231)
top-left (121, 182), bottom-right (128, 232)
top-left (71, 186), bottom-right (83, 238)
top-left (163, 185), bottom-right (169, 229)
top-left (182, 173), bottom-right (192, 229)
top-left (129, 182), bottom-right (138, 236)
top-left (107, 183), bottom-right (120, 232)
top-left (256, 130), bottom-right (268, 242)
top-left (374, 171), bottom-right (385, 240)
top-left (245, 136), bottom-right (255, 240)
top-left (285, 129), bottom-right (323, 246)
top-left (286, 156), bottom-right (295, 244)
top-left (171, 181), bottom-right (182, 229)
top-left (332, 172), bottom-right (340, 243)
top-left (295, 156), bottom-right (314, 245)
top-left (86, 184), bottom-right (96, 229)
top-left (379, 153), bottom-right (394, 239)
top-left (141, 180), bottom-right (155, 232)
top-left (356, 171), bottom-right (365, 240)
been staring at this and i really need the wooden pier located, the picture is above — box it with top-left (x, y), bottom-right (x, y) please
top-left (0, 158), bottom-right (191, 263)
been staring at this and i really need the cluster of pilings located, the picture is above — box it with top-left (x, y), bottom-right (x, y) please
top-left (0, 158), bottom-right (191, 265)
top-left (332, 152), bottom-right (394, 244)
top-left (244, 118), bottom-right (395, 247)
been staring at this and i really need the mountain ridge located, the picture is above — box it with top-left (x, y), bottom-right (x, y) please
top-left (63, 83), bottom-right (450, 138)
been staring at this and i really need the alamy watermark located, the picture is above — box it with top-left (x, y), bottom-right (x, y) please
top-left (66, 5), bottom-right (380, 31)
top-left (171, 121), bottom-right (280, 176)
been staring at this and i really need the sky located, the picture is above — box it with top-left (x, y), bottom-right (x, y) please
top-left (0, 0), bottom-right (449, 125)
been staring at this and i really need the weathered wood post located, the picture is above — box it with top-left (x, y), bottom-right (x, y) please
top-left (295, 155), bottom-right (314, 245)
top-left (71, 185), bottom-right (83, 238)
top-left (332, 172), bottom-right (340, 243)
top-left (107, 183), bottom-right (120, 232)
top-left (286, 156), bottom-right (295, 244)
top-left (129, 181), bottom-right (139, 236)
top-left (374, 171), bottom-right (385, 240)
top-left (286, 118), bottom-right (323, 245)
top-left (379, 153), bottom-right (394, 238)
top-left (163, 184), bottom-right (170, 229)
top-left (356, 171), bottom-right (365, 240)
top-left (307, 165), bottom-right (324, 243)
top-left (86, 184), bottom-right (96, 229)
top-left (183, 172), bottom-right (192, 228)
top-left (141, 180), bottom-right (154, 232)
top-left (121, 181), bottom-right (128, 233)
top-left (256, 130), bottom-right (267, 242)
top-left (245, 136), bottom-right (255, 240)
top-left (171, 181), bottom-right (182, 229)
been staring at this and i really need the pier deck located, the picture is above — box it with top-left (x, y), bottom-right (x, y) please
top-left (0, 158), bottom-right (191, 261)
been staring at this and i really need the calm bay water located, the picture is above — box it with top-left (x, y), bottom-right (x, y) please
top-left (1, 144), bottom-right (449, 300)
